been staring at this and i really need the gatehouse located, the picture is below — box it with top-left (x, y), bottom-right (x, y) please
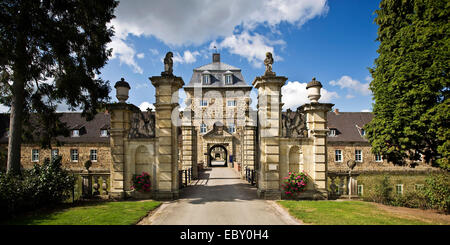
top-left (107, 52), bottom-right (333, 200)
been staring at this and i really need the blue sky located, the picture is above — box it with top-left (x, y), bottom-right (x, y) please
top-left (38, 0), bottom-right (382, 113)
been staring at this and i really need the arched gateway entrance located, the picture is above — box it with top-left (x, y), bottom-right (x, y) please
top-left (208, 144), bottom-right (228, 167)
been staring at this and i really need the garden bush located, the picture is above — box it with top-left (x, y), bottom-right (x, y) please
top-left (390, 191), bottom-right (428, 210)
top-left (0, 156), bottom-right (75, 220)
top-left (366, 175), bottom-right (393, 204)
top-left (422, 173), bottom-right (449, 213)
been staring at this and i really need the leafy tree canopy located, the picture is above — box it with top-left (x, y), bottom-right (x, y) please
top-left (366, 0), bottom-right (449, 170)
top-left (0, 0), bottom-right (118, 173)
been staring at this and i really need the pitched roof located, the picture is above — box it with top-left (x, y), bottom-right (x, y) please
top-left (327, 111), bottom-right (373, 142)
top-left (184, 53), bottom-right (251, 89)
top-left (0, 112), bottom-right (111, 144)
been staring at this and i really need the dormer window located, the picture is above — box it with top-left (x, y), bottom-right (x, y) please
top-left (329, 129), bottom-right (336, 137)
top-left (100, 129), bottom-right (108, 137)
top-left (225, 75), bottom-right (232, 84)
top-left (71, 129), bottom-right (80, 137)
top-left (360, 129), bottom-right (366, 136)
top-left (202, 75), bottom-right (209, 84)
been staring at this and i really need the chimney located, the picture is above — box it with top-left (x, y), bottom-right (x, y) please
top-left (212, 53), bottom-right (220, 63)
top-left (334, 108), bottom-right (340, 115)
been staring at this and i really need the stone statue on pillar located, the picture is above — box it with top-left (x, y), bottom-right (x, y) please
top-left (162, 51), bottom-right (173, 76)
top-left (264, 52), bottom-right (275, 76)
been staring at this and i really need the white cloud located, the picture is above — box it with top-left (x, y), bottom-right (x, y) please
top-left (0, 104), bottom-right (9, 113)
top-left (108, 37), bottom-right (143, 74)
top-left (361, 109), bottom-right (371, 112)
top-left (346, 94), bottom-right (355, 99)
top-left (172, 50), bottom-right (201, 64)
top-left (136, 53), bottom-right (145, 59)
top-left (329, 75), bottom-right (371, 96)
top-left (135, 83), bottom-right (149, 89)
top-left (110, 0), bottom-right (328, 66)
top-left (149, 49), bottom-right (159, 56)
top-left (178, 89), bottom-right (187, 111)
top-left (212, 32), bottom-right (285, 67)
top-left (138, 102), bottom-right (155, 111)
top-left (281, 81), bottom-right (338, 110)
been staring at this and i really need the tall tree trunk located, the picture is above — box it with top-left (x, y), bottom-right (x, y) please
top-left (6, 71), bottom-right (25, 175)
top-left (7, 7), bottom-right (27, 175)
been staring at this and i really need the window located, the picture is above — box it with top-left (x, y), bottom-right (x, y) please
top-left (72, 129), bottom-right (80, 137)
top-left (227, 100), bottom-right (236, 107)
top-left (375, 154), bottom-right (383, 162)
top-left (51, 149), bottom-right (59, 160)
top-left (32, 149), bottom-right (39, 162)
top-left (355, 150), bottom-right (363, 162)
top-left (228, 123), bottom-right (235, 133)
top-left (90, 149), bottom-right (98, 162)
top-left (100, 129), bottom-right (108, 137)
top-left (396, 184), bottom-right (403, 195)
top-left (71, 149), bottom-right (79, 162)
top-left (200, 100), bottom-right (208, 107)
top-left (335, 150), bottom-right (343, 162)
top-left (202, 75), bottom-right (209, 85)
top-left (225, 74), bottom-right (232, 84)
top-left (200, 123), bottom-right (207, 133)
top-left (357, 185), bottom-right (364, 196)
top-left (360, 128), bottom-right (366, 136)
top-left (415, 184), bottom-right (424, 191)
top-left (329, 129), bottom-right (336, 137)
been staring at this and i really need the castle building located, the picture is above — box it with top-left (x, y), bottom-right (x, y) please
top-left (0, 52), bottom-right (438, 200)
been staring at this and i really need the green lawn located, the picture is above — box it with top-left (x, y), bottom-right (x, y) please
top-left (277, 200), bottom-right (435, 225)
top-left (5, 200), bottom-right (161, 225)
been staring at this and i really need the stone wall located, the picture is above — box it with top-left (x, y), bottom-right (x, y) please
top-left (327, 142), bottom-right (434, 173)
top-left (19, 143), bottom-right (111, 172)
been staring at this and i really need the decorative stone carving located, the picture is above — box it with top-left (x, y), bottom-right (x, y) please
top-left (281, 108), bottom-right (307, 138)
top-left (306, 77), bottom-right (322, 102)
top-left (114, 78), bottom-right (130, 103)
top-left (264, 52), bottom-right (275, 76)
top-left (162, 51), bottom-right (173, 76)
top-left (128, 110), bottom-right (155, 138)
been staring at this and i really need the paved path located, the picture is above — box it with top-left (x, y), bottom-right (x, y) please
top-left (140, 167), bottom-right (300, 225)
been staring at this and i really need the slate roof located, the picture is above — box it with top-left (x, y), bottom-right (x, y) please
top-left (327, 111), bottom-right (373, 143)
top-left (0, 110), bottom-right (375, 144)
top-left (0, 112), bottom-right (111, 144)
top-left (184, 53), bottom-right (251, 89)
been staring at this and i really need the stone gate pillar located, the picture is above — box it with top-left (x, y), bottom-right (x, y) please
top-left (108, 78), bottom-right (140, 199)
top-left (299, 78), bottom-right (334, 199)
top-left (181, 123), bottom-right (198, 179)
top-left (150, 74), bottom-right (184, 200)
top-left (253, 71), bottom-right (287, 199)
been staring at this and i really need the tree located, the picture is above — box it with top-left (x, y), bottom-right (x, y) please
top-left (0, 0), bottom-right (118, 174)
top-left (366, 0), bottom-right (449, 170)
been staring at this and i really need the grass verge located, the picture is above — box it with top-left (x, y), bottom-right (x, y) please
top-left (4, 200), bottom-right (161, 225)
top-left (277, 200), bottom-right (439, 225)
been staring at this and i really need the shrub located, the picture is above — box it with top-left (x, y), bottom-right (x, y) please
top-left (0, 156), bottom-right (75, 220)
top-left (281, 171), bottom-right (308, 197)
top-left (131, 172), bottom-right (151, 192)
top-left (368, 175), bottom-right (393, 204)
top-left (390, 191), bottom-right (428, 209)
top-left (422, 173), bottom-right (449, 213)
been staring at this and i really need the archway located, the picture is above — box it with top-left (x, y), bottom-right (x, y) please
top-left (208, 144), bottom-right (228, 167)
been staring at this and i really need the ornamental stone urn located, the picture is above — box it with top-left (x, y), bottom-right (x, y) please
top-left (114, 78), bottom-right (131, 103)
top-left (306, 77), bottom-right (322, 103)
